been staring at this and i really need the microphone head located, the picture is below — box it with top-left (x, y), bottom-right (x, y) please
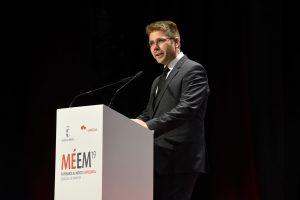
top-left (120, 76), bottom-right (132, 82)
top-left (135, 71), bottom-right (143, 78)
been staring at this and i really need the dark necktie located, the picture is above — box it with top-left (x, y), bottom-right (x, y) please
top-left (156, 66), bottom-right (170, 96)
top-left (153, 67), bottom-right (170, 106)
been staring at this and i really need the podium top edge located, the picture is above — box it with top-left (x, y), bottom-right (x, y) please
top-left (57, 104), bottom-right (107, 110)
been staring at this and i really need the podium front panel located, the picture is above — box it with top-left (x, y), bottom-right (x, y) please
top-left (55, 105), bottom-right (103, 200)
top-left (55, 105), bottom-right (153, 200)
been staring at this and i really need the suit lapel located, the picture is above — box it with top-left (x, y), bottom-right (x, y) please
top-left (152, 56), bottom-right (188, 115)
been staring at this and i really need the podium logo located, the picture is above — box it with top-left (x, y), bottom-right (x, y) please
top-left (61, 126), bottom-right (74, 142)
top-left (80, 124), bottom-right (97, 133)
top-left (66, 126), bottom-right (70, 137)
top-left (61, 148), bottom-right (96, 170)
top-left (80, 125), bottom-right (86, 130)
top-left (60, 148), bottom-right (97, 180)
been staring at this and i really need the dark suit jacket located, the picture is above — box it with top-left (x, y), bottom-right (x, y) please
top-left (137, 55), bottom-right (210, 174)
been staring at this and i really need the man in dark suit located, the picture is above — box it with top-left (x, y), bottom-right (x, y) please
top-left (132, 20), bottom-right (210, 200)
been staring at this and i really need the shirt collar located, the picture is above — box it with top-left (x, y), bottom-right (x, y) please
top-left (165, 52), bottom-right (184, 70)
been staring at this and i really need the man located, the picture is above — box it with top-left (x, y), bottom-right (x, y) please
top-left (132, 20), bottom-right (210, 200)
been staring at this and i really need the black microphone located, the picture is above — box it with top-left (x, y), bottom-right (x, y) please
top-left (69, 76), bottom-right (134, 108)
top-left (108, 71), bottom-right (143, 108)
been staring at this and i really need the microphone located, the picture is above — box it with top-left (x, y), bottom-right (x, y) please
top-left (69, 76), bottom-right (135, 108)
top-left (108, 71), bottom-right (143, 108)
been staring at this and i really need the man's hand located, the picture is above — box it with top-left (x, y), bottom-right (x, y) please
top-left (131, 119), bottom-right (149, 129)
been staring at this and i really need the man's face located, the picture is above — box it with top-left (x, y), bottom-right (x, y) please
top-left (148, 31), bottom-right (177, 65)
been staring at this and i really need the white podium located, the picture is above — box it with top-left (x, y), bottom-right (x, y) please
top-left (54, 104), bottom-right (153, 200)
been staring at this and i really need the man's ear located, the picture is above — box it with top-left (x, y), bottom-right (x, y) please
top-left (175, 37), bottom-right (180, 48)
